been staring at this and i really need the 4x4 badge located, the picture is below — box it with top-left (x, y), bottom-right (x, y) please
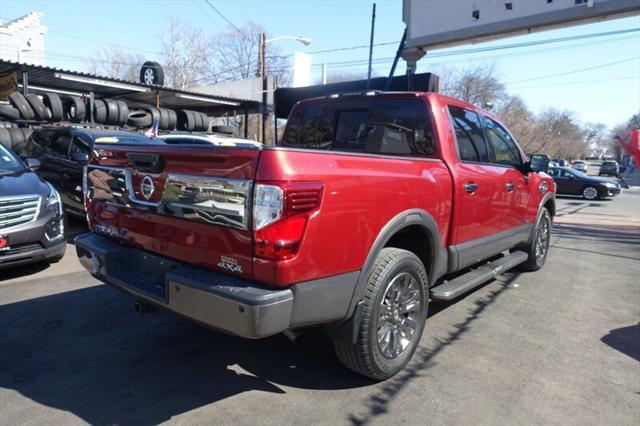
top-left (141, 175), bottom-right (155, 200)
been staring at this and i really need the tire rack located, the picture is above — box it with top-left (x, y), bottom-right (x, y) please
top-left (3, 61), bottom-right (256, 139)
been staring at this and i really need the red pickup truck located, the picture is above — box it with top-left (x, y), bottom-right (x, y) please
top-left (75, 91), bottom-right (555, 380)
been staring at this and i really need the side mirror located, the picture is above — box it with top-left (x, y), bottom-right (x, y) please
top-left (71, 152), bottom-right (89, 163)
top-left (529, 154), bottom-right (549, 173)
top-left (25, 158), bottom-right (41, 171)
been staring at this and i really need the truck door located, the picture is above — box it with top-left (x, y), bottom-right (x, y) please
top-left (448, 106), bottom-right (506, 269)
top-left (482, 115), bottom-right (531, 235)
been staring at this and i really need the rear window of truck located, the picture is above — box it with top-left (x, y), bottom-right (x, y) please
top-left (282, 98), bottom-right (436, 156)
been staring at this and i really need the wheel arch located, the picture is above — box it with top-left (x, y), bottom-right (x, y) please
top-left (332, 209), bottom-right (445, 344)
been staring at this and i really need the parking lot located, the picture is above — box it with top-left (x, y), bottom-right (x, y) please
top-left (1, 189), bottom-right (639, 425)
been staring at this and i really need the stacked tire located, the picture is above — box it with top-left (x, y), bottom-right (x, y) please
top-left (0, 126), bottom-right (33, 156)
top-left (127, 107), bottom-right (177, 130)
top-left (176, 110), bottom-right (209, 131)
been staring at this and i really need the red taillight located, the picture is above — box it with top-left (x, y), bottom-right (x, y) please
top-left (254, 182), bottom-right (323, 261)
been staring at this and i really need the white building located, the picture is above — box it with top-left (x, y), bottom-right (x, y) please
top-left (0, 12), bottom-right (47, 65)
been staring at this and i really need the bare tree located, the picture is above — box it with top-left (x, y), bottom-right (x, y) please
top-left (87, 47), bottom-right (146, 81)
top-left (212, 21), bottom-right (291, 86)
top-left (442, 64), bottom-right (506, 108)
top-left (159, 17), bottom-right (218, 89)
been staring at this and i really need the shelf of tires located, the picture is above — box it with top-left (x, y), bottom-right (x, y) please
top-left (0, 91), bottom-right (211, 153)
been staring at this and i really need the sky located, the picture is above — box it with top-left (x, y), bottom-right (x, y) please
top-left (1, 0), bottom-right (639, 128)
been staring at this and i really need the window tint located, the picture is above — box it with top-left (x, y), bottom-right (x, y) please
top-left (448, 106), bottom-right (488, 162)
top-left (282, 98), bottom-right (435, 156)
top-left (482, 116), bottom-right (521, 167)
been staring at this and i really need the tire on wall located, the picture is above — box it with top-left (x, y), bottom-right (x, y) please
top-left (166, 109), bottom-right (177, 130)
top-left (211, 125), bottom-right (234, 135)
top-left (42, 93), bottom-right (63, 121)
top-left (0, 104), bottom-right (20, 121)
top-left (140, 61), bottom-right (164, 86)
top-left (158, 108), bottom-right (169, 130)
top-left (25, 94), bottom-right (49, 121)
top-left (9, 92), bottom-right (35, 120)
top-left (333, 247), bottom-right (429, 380)
top-left (63, 96), bottom-right (86, 123)
top-left (176, 110), bottom-right (196, 131)
top-left (144, 107), bottom-right (160, 127)
top-left (116, 101), bottom-right (129, 126)
top-left (93, 99), bottom-right (107, 124)
top-left (0, 128), bottom-right (11, 148)
top-left (104, 99), bottom-right (119, 125)
top-left (127, 110), bottom-right (152, 128)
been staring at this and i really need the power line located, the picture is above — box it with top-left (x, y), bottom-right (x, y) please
top-left (504, 57), bottom-right (640, 85)
top-left (306, 27), bottom-right (640, 69)
top-left (202, 0), bottom-right (248, 37)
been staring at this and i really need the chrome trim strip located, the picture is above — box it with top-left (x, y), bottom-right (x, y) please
top-left (85, 165), bottom-right (251, 230)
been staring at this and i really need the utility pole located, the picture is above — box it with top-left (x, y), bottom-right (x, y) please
top-left (258, 32), bottom-right (267, 144)
top-left (367, 3), bottom-right (376, 90)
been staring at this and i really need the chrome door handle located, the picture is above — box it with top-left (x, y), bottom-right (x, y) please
top-left (505, 182), bottom-right (515, 192)
top-left (463, 183), bottom-right (479, 193)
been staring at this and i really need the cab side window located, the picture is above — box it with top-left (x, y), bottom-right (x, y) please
top-left (482, 116), bottom-right (522, 167)
top-left (448, 106), bottom-right (488, 163)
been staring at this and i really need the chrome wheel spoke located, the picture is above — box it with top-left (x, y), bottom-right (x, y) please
top-left (376, 271), bottom-right (422, 359)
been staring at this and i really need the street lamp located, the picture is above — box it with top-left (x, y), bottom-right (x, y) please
top-left (258, 33), bottom-right (312, 144)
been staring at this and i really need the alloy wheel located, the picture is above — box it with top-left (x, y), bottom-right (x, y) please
top-left (535, 214), bottom-right (550, 265)
top-left (583, 186), bottom-right (598, 200)
top-left (377, 272), bottom-right (422, 359)
top-left (144, 68), bottom-right (155, 85)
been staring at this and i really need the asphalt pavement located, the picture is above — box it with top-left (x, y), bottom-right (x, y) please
top-left (1, 190), bottom-right (639, 425)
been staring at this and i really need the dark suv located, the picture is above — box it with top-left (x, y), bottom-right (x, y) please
top-left (599, 160), bottom-right (619, 177)
top-left (0, 144), bottom-right (65, 269)
top-left (22, 127), bottom-right (158, 216)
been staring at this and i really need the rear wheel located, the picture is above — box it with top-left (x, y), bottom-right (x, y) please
top-left (333, 248), bottom-right (428, 380)
top-left (519, 208), bottom-right (551, 271)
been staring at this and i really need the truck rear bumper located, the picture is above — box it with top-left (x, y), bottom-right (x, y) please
top-left (75, 233), bottom-right (358, 338)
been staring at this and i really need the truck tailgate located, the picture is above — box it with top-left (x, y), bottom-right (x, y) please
top-left (84, 144), bottom-right (259, 279)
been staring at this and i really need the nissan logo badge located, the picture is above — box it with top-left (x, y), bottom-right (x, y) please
top-left (141, 175), bottom-right (155, 200)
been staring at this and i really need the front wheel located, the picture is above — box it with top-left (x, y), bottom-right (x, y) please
top-left (519, 208), bottom-right (551, 271)
top-left (582, 186), bottom-right (600, 200)
top-left (333, 248), bottom-right (428, 380)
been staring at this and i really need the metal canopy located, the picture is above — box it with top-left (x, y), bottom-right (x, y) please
top-left (0, 60), bottom-right (260, 116)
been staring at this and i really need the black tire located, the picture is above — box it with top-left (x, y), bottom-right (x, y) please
top-left (211, 125), bottom-right (235, 135)
top-left (25, 94), bottom-right (49, 120)
top-left (7, 127), bottom-right (25, 154)
top-left (140, 61), bottom-right (164, 86)
top-left (0, 104), bottom-right (20, 120)
top-left (0, 128), bottom-right (10, 148)
top-left (333, 248), bottom-right (428, 380)
top-left (63, 96), bottom-right (86, 122)
top-left (198, 112), bottom-right (210, 131)
top-left (9, 92), bottom-right (35, 120)
top-left (166, 109), bottom-right (177, 130)
top-left (176, 110), bottom-right (196, 131)
top-left (144, 107), bottom-right (160, 127)
top-left (158, 108), bottom-right (169, 130)
top-left (104, 99), bottom-right (119, 125)
top-left (518, 208), bottom-right (552, 272)
top-left (116, 101), bottom-right (129, 126)
top-left (93, 99), bottom-right (107, 123)
top-left (127, 110), bottom-right (152, 128)
top-left (581, 185), bottom-right (601, 200)
top-left (42, 93), bottom-right (63, 121)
